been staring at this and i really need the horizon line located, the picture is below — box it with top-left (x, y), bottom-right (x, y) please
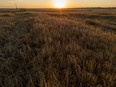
top-left (0, 7), bottom-right (116, 9)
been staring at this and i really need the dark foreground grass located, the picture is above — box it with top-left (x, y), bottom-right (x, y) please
top-left (0, 9), bottom-right (116, 87)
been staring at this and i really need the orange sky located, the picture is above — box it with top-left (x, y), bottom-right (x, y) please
top-left (0, 0), bottom-right (116, 8)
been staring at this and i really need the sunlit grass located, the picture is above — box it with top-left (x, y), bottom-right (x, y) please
top-left (0, 9), bottom-right (116, 87)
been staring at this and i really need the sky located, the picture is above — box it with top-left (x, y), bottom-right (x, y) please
top-left (0, 0), bottom-right (116, 8)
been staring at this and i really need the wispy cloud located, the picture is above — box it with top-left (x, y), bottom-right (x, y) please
top-left (8, 0), bottom-right (22, 3)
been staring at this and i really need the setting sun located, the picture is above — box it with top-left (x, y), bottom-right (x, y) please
top-left (54, 0), bottom-right (66, 8)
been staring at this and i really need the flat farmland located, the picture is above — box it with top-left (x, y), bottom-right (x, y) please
top-left (0, 8), bottom-right (116, 87)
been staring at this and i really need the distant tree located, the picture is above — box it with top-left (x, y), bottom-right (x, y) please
top-left (15, 4), bottom-right (18, 10)
top-left (15, 0), bottom-right (18, 10)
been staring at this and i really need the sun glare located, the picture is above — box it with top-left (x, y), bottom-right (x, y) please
top-left (54, 0), bottom-right (66, 8)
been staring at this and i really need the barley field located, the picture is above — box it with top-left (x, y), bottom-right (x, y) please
top-left (0, 8), bottom-right (116, 87)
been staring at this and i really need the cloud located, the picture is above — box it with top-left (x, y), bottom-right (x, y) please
top-left (8, 0), bottom-right (22, 3)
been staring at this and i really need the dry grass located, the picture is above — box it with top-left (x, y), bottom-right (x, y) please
top-left (0, 9), bottom-right (116, 87)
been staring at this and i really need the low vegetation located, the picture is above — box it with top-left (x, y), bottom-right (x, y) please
top-left (0, 9), bottom-right (116, 87)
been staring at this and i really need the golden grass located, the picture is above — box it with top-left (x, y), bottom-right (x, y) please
top-left (0, 9), bottom-right (116, 87)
